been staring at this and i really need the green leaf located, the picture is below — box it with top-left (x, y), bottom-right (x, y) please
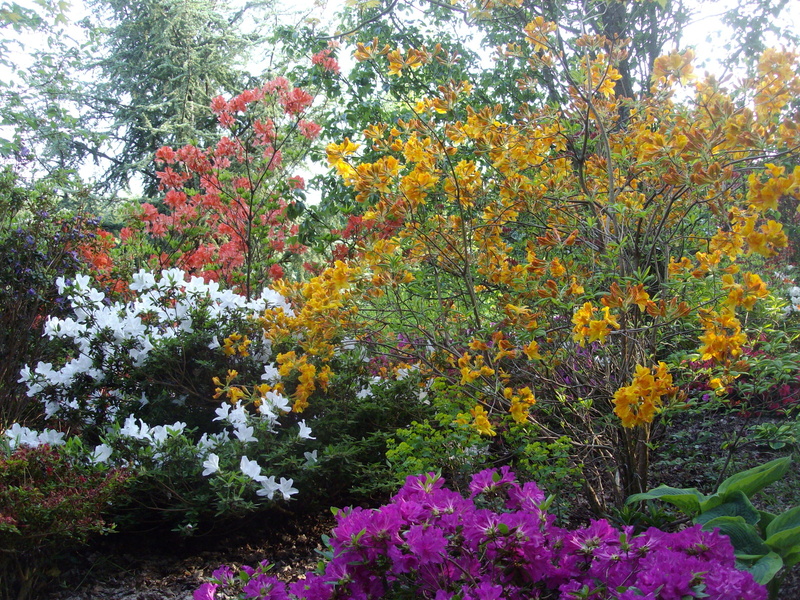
top-left (626, 485), bottom-right (704, 515)
top-left (782, 548), bottom-right (800, 568)
top-left (758, 510), bottom-right (777, 535)
top-left (702, 516), bottom-right (770, 556)
top-left (716, 456), bottom-right (791, 499)
top-left (744, 552), bottom-right (783, 585)
top-left (764, 506), bottom-right (800, 551)
top-left (695, 491), bottom-right (760, 526)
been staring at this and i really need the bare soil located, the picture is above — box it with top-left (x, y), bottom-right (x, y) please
top-left (42, 510), bottom-right (337, 600)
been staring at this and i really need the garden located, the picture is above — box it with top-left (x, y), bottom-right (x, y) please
top-left (2, 0), bottom-right (800, 599)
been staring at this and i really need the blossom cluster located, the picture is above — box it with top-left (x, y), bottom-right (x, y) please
top-left (196, 468), bottom-right (765, 600)
top-left (8, 269), bottom-right (317, 524)
top-left (4, 423), bottom-right (65, 450)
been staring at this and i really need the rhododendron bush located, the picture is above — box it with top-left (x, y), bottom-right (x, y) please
top-left (195, 468), bottom-right (767, 600)
top-left (317, 14), bottom-right (800, 504)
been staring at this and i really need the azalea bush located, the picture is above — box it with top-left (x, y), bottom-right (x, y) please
top-left (115, 75), bottom-right (324, 298)
top-left (0, 167), bottom-right (90, 426)
top-left (386, 379), bottom-right (580, 502)
top-left (195, 467), bottom-right (766, 600)
top-left (0, 437), bottom-right (127, 600)
top-left (14, 268), bottom-right (326, 530)
top-left (20, 268), bottom-right (290, 430)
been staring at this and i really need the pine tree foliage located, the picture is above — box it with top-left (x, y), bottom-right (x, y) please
top-left (82, 0), bottom-right (267, 194)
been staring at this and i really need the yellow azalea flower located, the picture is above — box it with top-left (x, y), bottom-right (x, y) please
top-left (470, 405), bottom-right (496, 436)
top-left (587, 319), bottom-right (612, 344)
top-left (613, 363), bottom-right (676, 428)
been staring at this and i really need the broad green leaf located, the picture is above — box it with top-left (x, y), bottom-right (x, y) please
top-left (702, 516), bottom-right (770, 556)
top-left (716, 456), bottom-right (791, 499)
top-left (695, 491), bottom-right (760, 526)
top-left (626, 485), bottom-right (704, 515)
top-left (765, 505), bottom-right (800, 540)
top-left (758, 510), bottom-right (777, 535)
top-left (783, 548), bottom-right (800, 568)
top-left (744, 552), bottom-right (783, 585)
top-left (765, 507), bottom-right (800, 552)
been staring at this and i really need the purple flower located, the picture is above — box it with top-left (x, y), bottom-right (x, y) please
top-left (506, 481), bottom-right (545, 511)
top-left (242, 574), bottom-right (287, 600)
top-left (289, 574), bottom-right (333, 600)
top-left (405, 524), bottom-right (448, 563)
top-left (468, 466), bottom-right (515, 497)
top-left (211, 565), bottom-right (234, 584)
top-left (467, 579), bottom-right (503, 600)
top-left (396, 472), bottom-right (444, 500)
top-left (193, 468), bottom-right (766, 600)
top-left (193, 583), bottom-right (218, 600)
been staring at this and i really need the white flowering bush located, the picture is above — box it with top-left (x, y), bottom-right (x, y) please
top-left (21, 268), bottom-right (289, 426)
top-left (13, 269), bottom-right (318, 531)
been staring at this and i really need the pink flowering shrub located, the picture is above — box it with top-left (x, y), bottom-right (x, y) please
top-left (0, 444), bottom-right (127, 600)
top-left (196, 468), bottom-right (765, 600)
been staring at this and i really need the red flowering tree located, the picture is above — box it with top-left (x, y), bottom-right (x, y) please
top-left (123, 76), bottom-right (323, 297)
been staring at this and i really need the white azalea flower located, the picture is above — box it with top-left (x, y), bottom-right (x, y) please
top-left (256, 475), bottom-right (279, 499)
top-left (228, 403), bottom-right (248, 426)
top-left (297, 420), bottom-right (315, 440)
top-left (304, 450), bottom-right (318, 466)
top-left (5, 423), bottom-right (40, 449)
top-left (202, 453), bottom-right (220, 476)
top-left (36, 429), bottom-right (65, 446)
top-left (129, 269), bottom-right (156, 292)
top-left (276, 477), bottom-right (298, 500)
top-left (234, 424), bottom-right (257, 443)
top-left (213, 402), bottom-right (231, 422)
top-left (240, 456), bottom-right (263, 481)
top-left (90, 443), bottom-right (113, 464)
top-left (263, 390), bottom-right (291, 413)
top-left (260, 363), bottom-right (281, 383)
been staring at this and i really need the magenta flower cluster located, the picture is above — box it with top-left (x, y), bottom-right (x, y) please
top-left (195, 468), bottom-right (765, 600)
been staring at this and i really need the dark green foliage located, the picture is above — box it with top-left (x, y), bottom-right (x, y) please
top-left (0, 168), bottom-right (89, 427)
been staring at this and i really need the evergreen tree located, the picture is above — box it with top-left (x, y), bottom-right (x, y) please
top-left (81, 0), bottom-right (267, 195)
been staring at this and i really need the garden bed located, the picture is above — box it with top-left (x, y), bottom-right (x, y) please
top-left (38, 407), bottom-right (800, 600)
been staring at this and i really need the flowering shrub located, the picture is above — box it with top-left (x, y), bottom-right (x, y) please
top-left (0, 442), bottom-right (127, 600)
top-left (196, 468), bottom-right (766, 600)
top-left (119, 75), bottom-right (321, 298)
top-left (310, 0), bottom-right (800, 511)
top-left (15, 269), bottom-right (322, 530)
top-left (0, 167), bottom-right (90, 426)
top-left (386, 379), bottom-right (579, 500)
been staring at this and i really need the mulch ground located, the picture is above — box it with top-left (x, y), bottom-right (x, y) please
top-left (42, 510), bottom-right (337, 600)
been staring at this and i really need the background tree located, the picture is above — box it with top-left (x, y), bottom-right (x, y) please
top-left (79, 0), bottom-right (271, 196)
top-left (2, 0), bottom-right (279, 199)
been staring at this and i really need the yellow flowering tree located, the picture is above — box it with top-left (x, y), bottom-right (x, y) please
top-left (321, 4), bottom-right (800, 507)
